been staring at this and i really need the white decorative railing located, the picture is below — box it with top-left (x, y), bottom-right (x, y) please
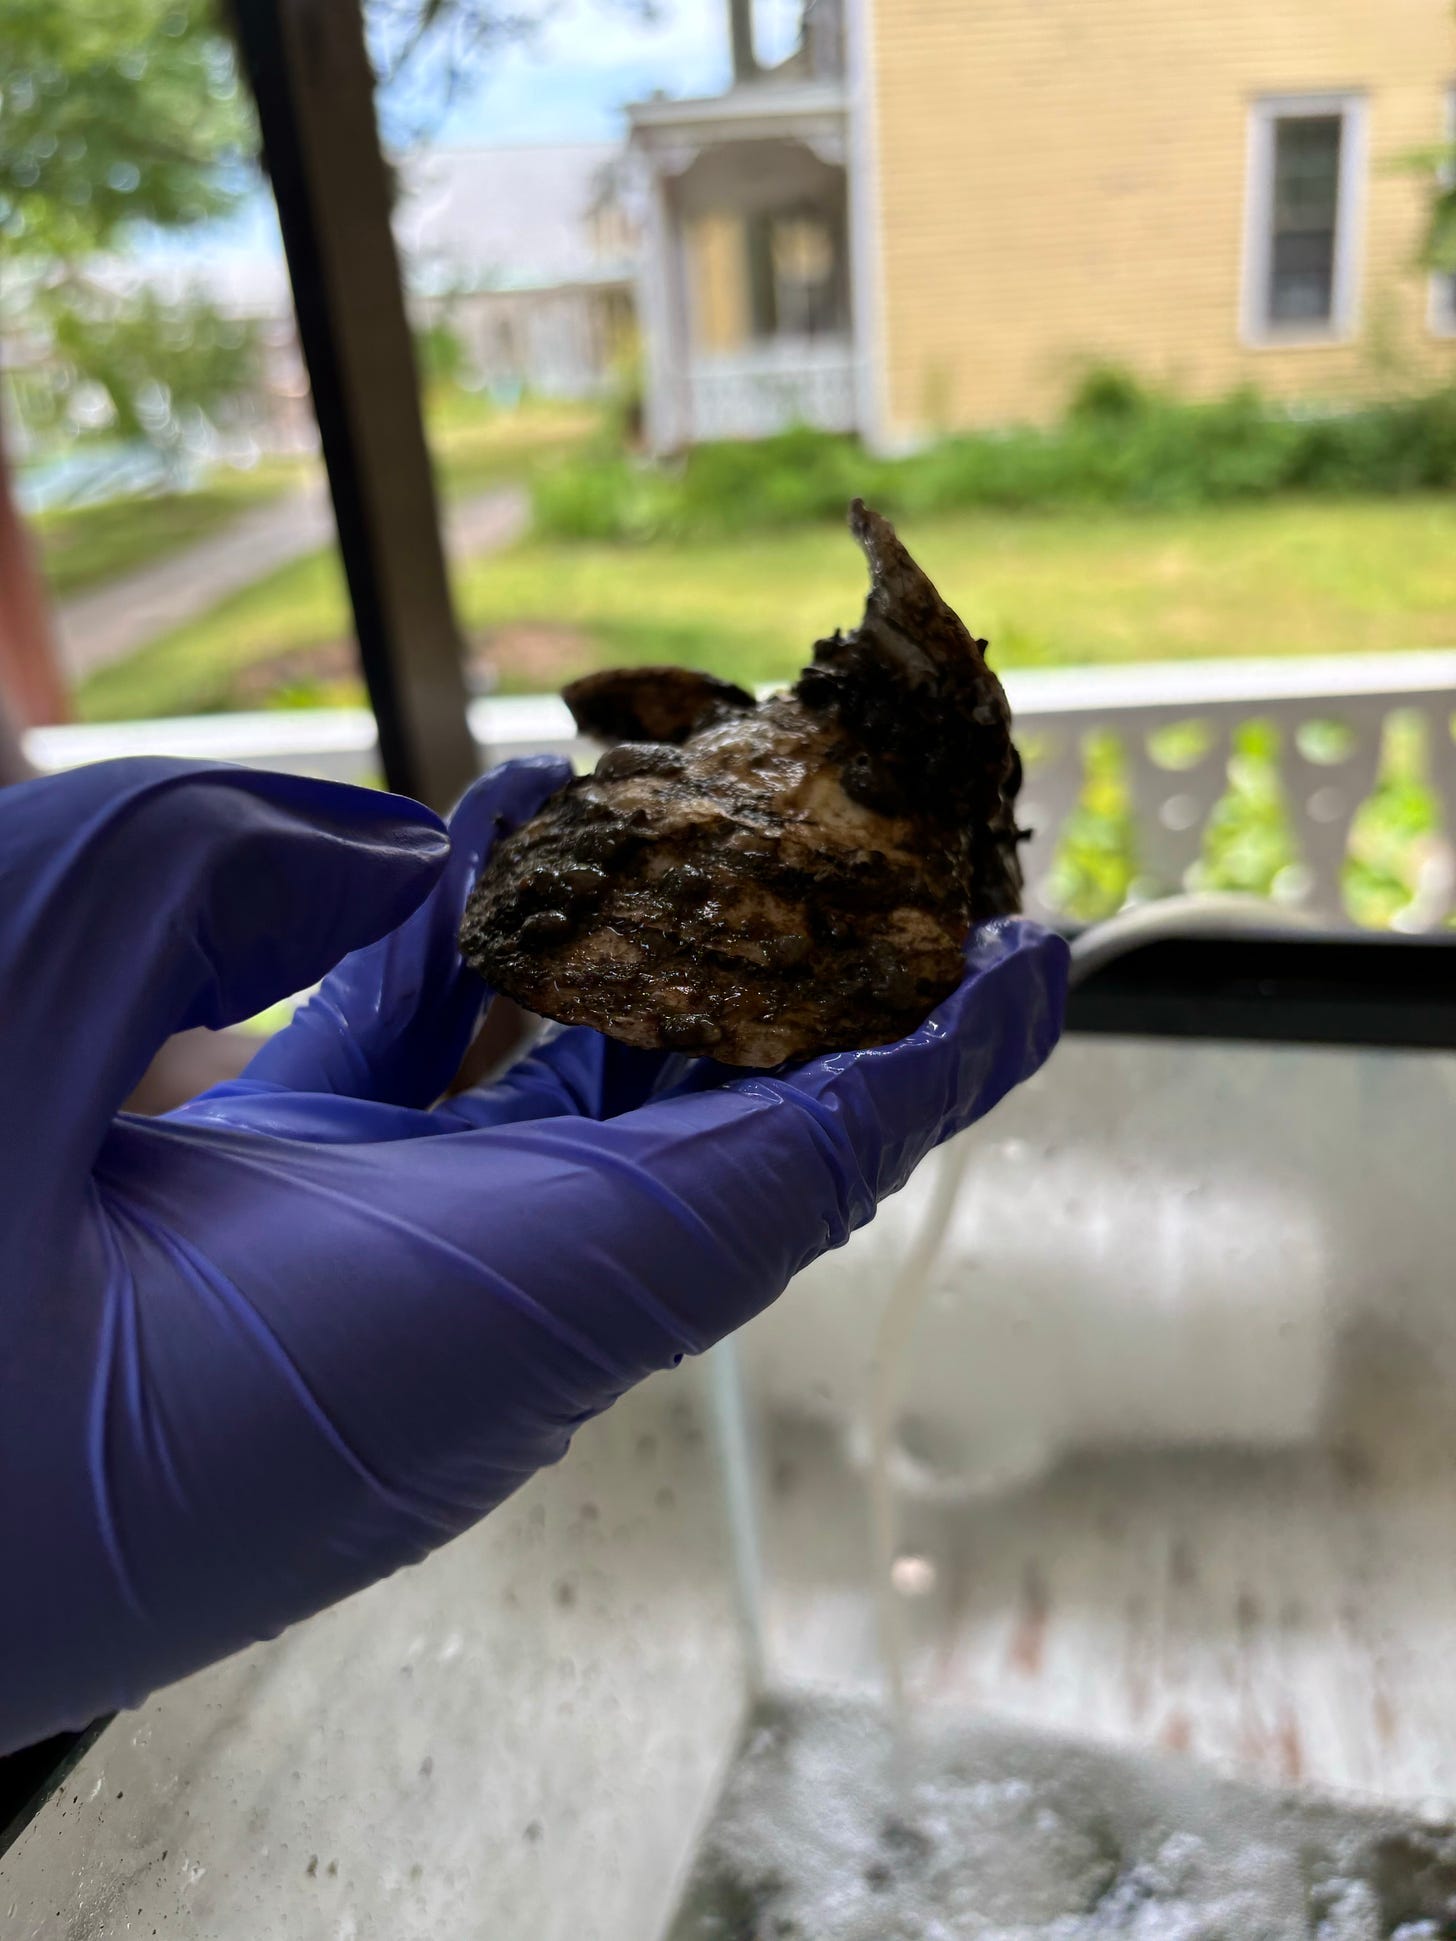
top-left (25, 696), bottom-right (589, 785)
top-left (1005, 653), bottom-right (1456, 930)
top-left (684, 336), bottom-right (856, 442)
top-left (25, 649), bottom-right (1456, 933)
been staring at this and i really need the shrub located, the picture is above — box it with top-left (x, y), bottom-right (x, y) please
top-left (531, 371), bottom-right (1456, 543)
top-left (1065, 363), bottom-right (1157, 427)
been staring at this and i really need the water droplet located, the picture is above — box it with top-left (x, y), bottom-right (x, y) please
top-left (890, 1553), bottom-right (937, 1597)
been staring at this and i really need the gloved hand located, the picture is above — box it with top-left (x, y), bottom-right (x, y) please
top-left (0, 756), bottom-right (1068, 1755)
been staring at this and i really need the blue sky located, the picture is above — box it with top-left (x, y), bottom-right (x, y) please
top-left (389, 0), bottom-right (802, 142)
top-left (411, 0), bottom-right (734, 144)
top-left (149, 0), bottom-right (800, 266)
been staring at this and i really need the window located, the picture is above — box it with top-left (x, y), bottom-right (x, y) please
top-left (1432, 86), bottom-right (1456, 338)
top-left (1243, 95), bottom-right (1366, 344)
top-left (771, 214), bottom-right (848, 338)
top-left (1268, 116), bottom-right (1342, 321)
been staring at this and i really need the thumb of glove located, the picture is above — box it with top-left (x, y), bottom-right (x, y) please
top-left (239, 756), bottom-right (571, 1111)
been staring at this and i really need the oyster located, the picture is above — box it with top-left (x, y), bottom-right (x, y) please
top-left (460, 500), bottom-right (1023, 1068)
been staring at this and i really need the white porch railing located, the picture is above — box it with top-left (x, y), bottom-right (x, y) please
top-left (1005, 652), bottom-right (1456, 930)
top-left (684, 336), bottom-right (857, 442)
top-left (25, 649), bottom-right (1456, 933)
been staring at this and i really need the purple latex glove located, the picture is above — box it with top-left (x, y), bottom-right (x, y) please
top-left (0, 757), bottom-right (1068, 1755)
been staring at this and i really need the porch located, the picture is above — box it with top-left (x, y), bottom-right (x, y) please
top-left (12, 659), bottom-right (1456, 1929)
top-left (628, 78), bottom-right (859, 451)
top-left (30, 647), bottom-right (1456, 936)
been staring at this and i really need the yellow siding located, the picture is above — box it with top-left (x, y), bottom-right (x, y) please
top-left (868, 0), bottom-right (1456, 439)
top-left (686, 213), bottom-right (750, 352)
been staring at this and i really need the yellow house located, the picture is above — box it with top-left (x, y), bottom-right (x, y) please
top-left (628, 0), bottom-right (1456, 451)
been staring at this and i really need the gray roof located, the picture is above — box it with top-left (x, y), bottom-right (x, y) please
top-left (394, 142), bottom-right (634, 296)
top-left (111, 142), bottom-right (634, 319)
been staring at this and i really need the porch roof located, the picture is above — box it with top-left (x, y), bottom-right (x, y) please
top-left (627, 76), bottom-right (847, 155)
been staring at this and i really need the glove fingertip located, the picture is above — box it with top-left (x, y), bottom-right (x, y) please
top-left (449, 756), bottom-right (573, 834)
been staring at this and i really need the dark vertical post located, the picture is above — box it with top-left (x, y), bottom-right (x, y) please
top-left (231, 0), bottom-right (478, 810)
top-left (728, 0), bottom-right (759, 80)
top-left (745, 217), bottom-right (779, 339)
top-left (0, 397), bottom-right (70, 731)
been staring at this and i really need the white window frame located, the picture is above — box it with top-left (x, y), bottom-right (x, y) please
top-left (1430, 85), bottom-right (1456, 339)
top-left (1241, 92), bottom-right (1368, 348)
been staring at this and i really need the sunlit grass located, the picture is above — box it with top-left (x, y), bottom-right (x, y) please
top-left (35, 456), bottom-right (306, 598)
top-left (78, 494), bottom-right (1456, 721)
top-left (70, 480), bottom-right (1456, 928)
top-left (460, 496), bottom-right (1456, 690)
top-left (423, 388), bottom-right (601, 500)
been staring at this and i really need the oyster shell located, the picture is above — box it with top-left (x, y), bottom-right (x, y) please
top-left (460, 500), bottom-right (1023, 1068)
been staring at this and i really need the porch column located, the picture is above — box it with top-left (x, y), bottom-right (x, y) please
top-left (636, 155), bottom-right (690, 453)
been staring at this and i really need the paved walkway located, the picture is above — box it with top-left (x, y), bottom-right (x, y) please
top-left (56, 481), bottom-right (529, 679)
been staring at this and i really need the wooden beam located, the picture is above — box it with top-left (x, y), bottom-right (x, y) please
top-left (0, 398), bottom-right (70, 732)
top-left (728, 0), bottom-right (759, 80)
top-left (232, 0), bottom-right (477, 810)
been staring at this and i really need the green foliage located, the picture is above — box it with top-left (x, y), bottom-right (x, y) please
top-left (1043, 732), bottom-right (1138, 922)
top-left (1342, 712), bottom-right (1447, 927)
top-left (1428, 167), bottom-right (1456, 275)
top-left (1191, 720), bottom-right (1299, 900)
top-left (25, 287), bottom-right (261, 450)
top-left (1048, 714), bottom-right (1444, 931)
top-left (414, 319), bottom-right (468, 389)
top-left (1, 0), bottom-right (258, 458)
top-left (0, 0), bottom-right (251, 260)
top-left (532, 375), bottom-right (1456, 544)
top-left (602, 334), bottom-right (646, 449)
top-left (1065, 363), bottom-right (1154, 427)
top-left (1408, 127), bottom-right (1456, 275)
top-left (534, 424), bottom-right (866, 541)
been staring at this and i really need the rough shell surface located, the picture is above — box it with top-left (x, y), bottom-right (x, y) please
top-left (459, 501), bottom-right (1023, 1067)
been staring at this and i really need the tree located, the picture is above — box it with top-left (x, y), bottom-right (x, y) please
top-left (0, 0), bottom-right (251, 257)
top-left (0, 0), bottom-right (254, 722)
top-left (1, 0), bottom-right (259, 452)
top-left (22, 286), bottom-right (262, 465)
top-left (0, 0), bottom-right (648, 724)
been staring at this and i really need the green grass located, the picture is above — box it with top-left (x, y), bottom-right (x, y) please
top-left (424, 389), bottom-right (602, 500)
top-left (68, 392), bottom-right (602, 718)
top-left (36, 458), bottom-right (304, 598)
top-left (77, 492), bottom-right (1456, 717)
top-left (458, 497), bottom-right (1456, 694)
top-left (77, 546), bottom-right (350, 720)
top-left (71, 490), bottom-right (1456, 927)
top-left (35, 392), bottom-right (589, 611)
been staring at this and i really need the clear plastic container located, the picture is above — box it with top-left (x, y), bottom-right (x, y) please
top-left (8, 1031), bottom-right (1456, 1938)
top-left (686, 1030), bottom-right (1456, 1936)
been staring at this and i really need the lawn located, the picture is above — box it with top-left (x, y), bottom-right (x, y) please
top-left (425, 390), bottom-right (602, 500)
top-left (36, 457), bottom-right (306, 599)
top-left (77, 494), bottom-right (1456, 722)
top-left (462, 496), bottom-right (1456, 690)
top-left (33, 390), bottom-right (591, 613)
top-left (77, 546), bottom-right (352, 719)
